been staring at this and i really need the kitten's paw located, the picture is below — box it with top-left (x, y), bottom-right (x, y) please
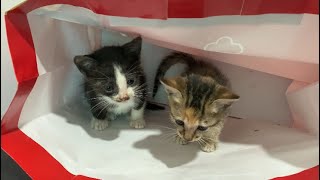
top-left (200, 143), bottom-right (217, 153)
top-left (129, 119), bottom-right (145, 129)
top-left (107, 114), bottom-right (117, 121)
top-left (91, 118), bottom-right (108, 131)
top-left (175, 136), bottom-right (188, 145)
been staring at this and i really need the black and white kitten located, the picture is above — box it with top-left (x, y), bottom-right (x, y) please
top-left (74, 37), bottom-right (147, 130)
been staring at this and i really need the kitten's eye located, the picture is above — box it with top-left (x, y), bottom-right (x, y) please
top-left (127, 77), bottom-right (135, 85)
top-left (197, 126), bottom-right (208, 131)
top-left (105, 85), bottom-right (114, 92)
top-left (175, 120), bottom-right (184, 126)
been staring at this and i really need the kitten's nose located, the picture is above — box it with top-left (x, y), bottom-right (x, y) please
top-left (119, 94), bottom-right (129, 101)
top-left (184, 131), bottom-right (195, 142)
top-left (184, 136), bottom-right (193, 142)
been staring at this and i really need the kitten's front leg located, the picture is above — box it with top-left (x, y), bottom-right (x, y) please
top-left (91, 117), bottom-right (109, 131)
top-left (199, 135), bottom-right (219, 153)
top-left (130, 103), bottom-right (146, 129)
top-left (200, 140), bottom-right (217, 152)
top-left (200, 120), bottom-right (225, 152)
top-left (90, 104), bottom-right (110, 131)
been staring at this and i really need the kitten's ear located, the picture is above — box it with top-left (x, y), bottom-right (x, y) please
top-left (210, 88), bottom-right (239, 113)
top-left (160, 77), bottom-right (184, 103)
top-left (74, 55), bottom-right (97, 77)
top-left (123, 36), bottom-right (142, 57)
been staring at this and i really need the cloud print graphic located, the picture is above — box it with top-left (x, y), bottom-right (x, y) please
top-left (204, 36), bottom-right (244, 54)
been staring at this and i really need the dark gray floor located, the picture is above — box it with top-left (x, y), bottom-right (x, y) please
top-left (1, 149), bottom-right (31, 180)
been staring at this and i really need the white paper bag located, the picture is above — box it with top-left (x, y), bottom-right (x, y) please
top-left (1, 1), bottom-right (318, 179)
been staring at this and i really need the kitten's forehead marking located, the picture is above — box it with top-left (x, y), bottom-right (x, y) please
top-left (114, 65), bottom-right (127, 93)
top-left (184, 108), bottom-right (198, 127)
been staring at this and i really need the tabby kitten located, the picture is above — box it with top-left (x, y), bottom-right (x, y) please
top-left (74, 37), bottom-right (147, 130)
top-left (153, 52), bottom-right (239, 152)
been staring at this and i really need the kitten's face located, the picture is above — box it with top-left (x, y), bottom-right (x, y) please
top-left (86, 64), bottom-right (143, 103)
top-left (161, 76), bottom-right (239, 142)
top-left (74, 37), bottom-right (146, 104)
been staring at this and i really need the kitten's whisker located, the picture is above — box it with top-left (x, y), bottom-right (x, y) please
top-left (202, 137), bottom-right (215, 141)
top-left (134, 90), bottom-right (147, 93)
top-left (167, 135), bottom-right (177, 143)
top-left (134, 83), bottom-right (147, 88)
top-left (127, 61), bottom-right (139, 69)
top-left (90, 101), bottom-right (106, 111)
top-left (135, 91), bottom-right (151, 95)
top-left (87, 97), bottom-right (104, 101)
top-left (201, 137), bottom-right (213, 141)
top-left (91, 104), bottom-right (106, 112)
top-left (126, 66), bottom-right (140, 75)
top-left (134, 96), bottom-right (144, 99)
top-left (134, 93), bottom-right (147, 97)
top-left (92, 70), bottom-right (109, 78)
top-left (160, 130), bottom-right (176, 134)
top-left (198, 139), bottom-right (206, 147)
top-left (126, 61), bottom-right (140, 72)
top-left (135, 85), bottom-right (147, 90)
top-left (135, 94), bottom-right (146, 97)
top-left (160, 132), bottom-right (176, 140)
top-left (152, 125), bottom-right (175, 130)
top-left (163, 133), bottom-right (177, 143)
top-left (198, 138), bottom-right (204, 144)
top-left (96, 104), bottom-right (109, 118)
top-left (160, 131), bottom-right (176, 135)
top-left (91, 105), bottom-right (105, 112)
top-left (134, 92), bottom-right (147, 96)
top-left (134, 97), bottom-right (145, 99)
top-left (197, 140), bottom-right (205, 147)
top-left (84, 88), bottom-right (101, 94)
top-left (89, 78), bottom-right (109, 80)
top-left (125, 72), bottom-right (140, 76)
top-left (134, 94), bottom-right (147, 96)
top-left (134, 98), bottom-right (145, 104)
top-left (134, 87), bottom-right (147, 92)
top-left (134, 88), bottom-right (147, 92)
top-left (199, 138), bottom-right (209, 146)
top-left (127, 62), bottom-right (141, 72)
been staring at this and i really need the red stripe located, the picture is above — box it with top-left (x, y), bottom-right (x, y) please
top-left (1, 130), bottom-right (98, 180)
top-left (5, 14), bottom-right (38, 83)
top-left (242, 0), bottom-right (319, 15)
top-left (168, 0), bottom-right (319, 18)
top-left (0, 79), bottom-right (97, 179)
top-left (9, 0), bottom-right (168, 19)
top-left (2, 130), bottom-right (74, 179)
top-left (272, 166), bottom-right (319, 180)
top-left (7, 0), bottom-right (319, 20)
top-left (1, 79), bottom-right (37, 134)
top-left (168, 0), bottom-right (244, 18)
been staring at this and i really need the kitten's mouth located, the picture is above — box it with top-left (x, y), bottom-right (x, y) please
top-left (179, 135), bottom-right (200, 142)
top-left (115, 97), bottom-right (130, 102)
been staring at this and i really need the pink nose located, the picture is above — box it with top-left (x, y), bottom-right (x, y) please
top-left (184, 136), bottom-right (193, 142)
top-left (119, 94), bottom-right (129, 101)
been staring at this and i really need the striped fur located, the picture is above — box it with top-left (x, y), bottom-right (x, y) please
top-left (153, 52), bottom-right (231, 98)
top-left (153, 52), bottom-right (195, 98)
top-left (154, 52), bottom-right (239, 152)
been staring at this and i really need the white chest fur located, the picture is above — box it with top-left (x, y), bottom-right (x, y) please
top-left (101, 96), bottom-right (135, 114)
top-left (113, 99), bottom-right (135, 114)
